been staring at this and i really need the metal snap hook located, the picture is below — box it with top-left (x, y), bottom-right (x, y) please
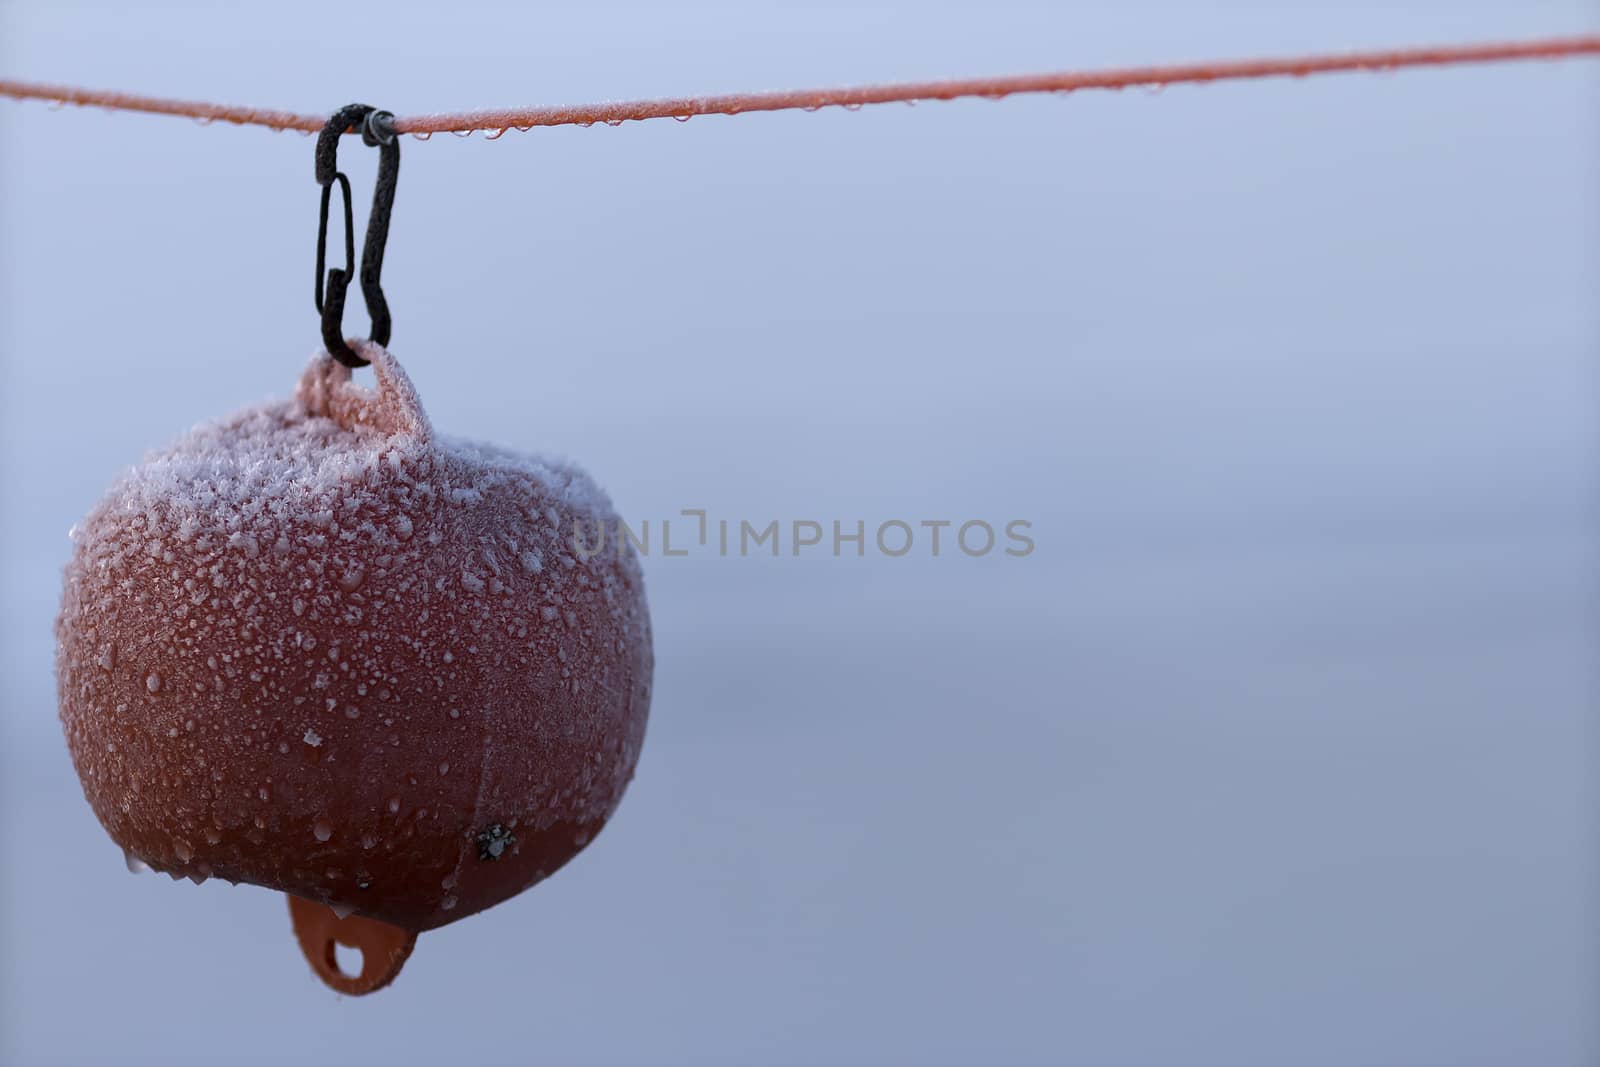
top-left (314, 104), bottom-right (401, 368)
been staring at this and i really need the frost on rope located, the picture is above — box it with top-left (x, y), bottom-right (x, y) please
top-left (56, 343), bottom-right (652, 932)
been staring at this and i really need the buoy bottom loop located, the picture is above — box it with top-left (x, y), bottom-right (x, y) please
top-left (288, 894), bottom-right (418, 995)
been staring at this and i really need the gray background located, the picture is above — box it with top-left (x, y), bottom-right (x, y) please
top-left (2, 1), bottom-right (1596, 1064)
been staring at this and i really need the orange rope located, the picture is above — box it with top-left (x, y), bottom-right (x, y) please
top-left (2, 35), bottom-right (1596, 137)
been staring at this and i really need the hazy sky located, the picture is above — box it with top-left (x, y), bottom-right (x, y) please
top-left (2, 2), bottom-right (1597, 1064)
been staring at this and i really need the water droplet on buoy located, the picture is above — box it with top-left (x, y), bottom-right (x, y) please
top-left (313, 817), bottom-right (334, 842)
top-left (145, 673), bottom-right (162, 693)
top-left (124, 849), bottom-right (150, 874)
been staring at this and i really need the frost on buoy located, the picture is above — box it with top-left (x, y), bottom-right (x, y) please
top-left (56, 343), bottom-right (653, 994)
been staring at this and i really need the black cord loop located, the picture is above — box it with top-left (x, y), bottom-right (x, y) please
top-left (314, 104), bottom-right (400, 368)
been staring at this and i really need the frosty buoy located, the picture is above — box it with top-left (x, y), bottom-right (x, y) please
top-left (56, 343), bottom-right (652, 994)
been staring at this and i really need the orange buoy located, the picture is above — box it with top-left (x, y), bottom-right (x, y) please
top-left (57, 343), bottom-right (652, 992)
